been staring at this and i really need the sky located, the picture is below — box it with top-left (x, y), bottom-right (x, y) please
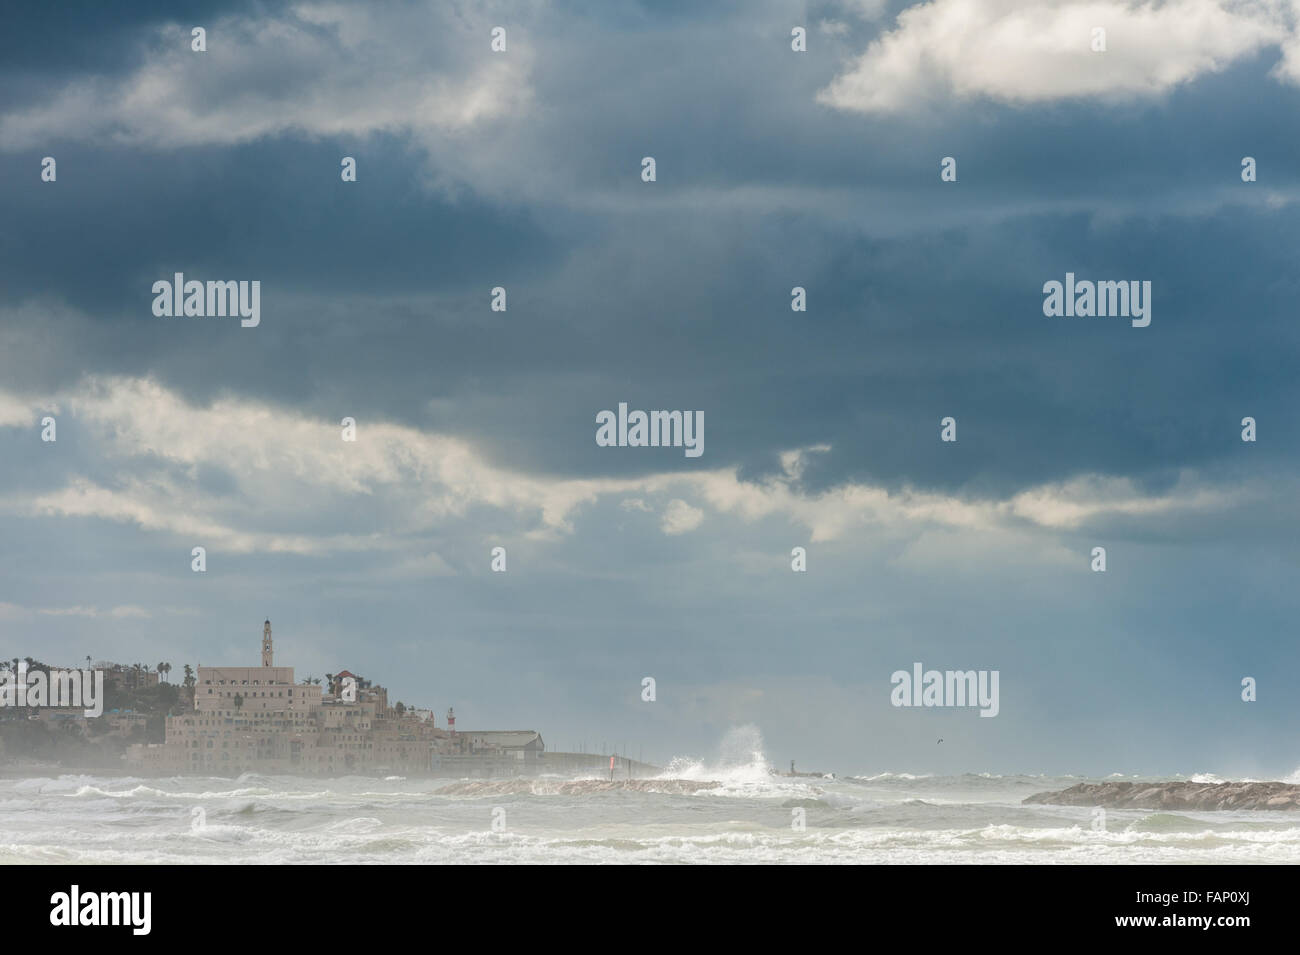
top-left (2, 0), bottom-right (1299, 777)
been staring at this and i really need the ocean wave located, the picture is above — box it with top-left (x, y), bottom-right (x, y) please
top-left (6, 739), bottom-right (1300, 864)
top-left (5, 810), bottom-right (1300, 864)
top-left (435, 778), bottom-right (721, 797)
top-left (651, 725), bottom-right (823, 799)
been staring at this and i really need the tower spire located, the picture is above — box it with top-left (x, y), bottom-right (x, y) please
top-left (262, 620), bottom-right (273, 667)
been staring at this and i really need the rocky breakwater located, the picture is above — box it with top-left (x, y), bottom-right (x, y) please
top-left (1025, 780), bottom-right (1300, 811)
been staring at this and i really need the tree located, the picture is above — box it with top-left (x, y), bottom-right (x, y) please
top-left (233, 694), bottom-right (244, 713)
top-left (18, 658), bottom-right (34, 714)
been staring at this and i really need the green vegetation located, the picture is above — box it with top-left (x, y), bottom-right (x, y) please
top-left (0, 660), bottom-right (192, 768)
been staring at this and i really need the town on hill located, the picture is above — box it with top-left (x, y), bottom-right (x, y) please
top-left (2, 621), bottom-right (654, 779)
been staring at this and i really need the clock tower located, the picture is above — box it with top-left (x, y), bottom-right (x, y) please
top-left (262, 620), bottom-right (273, 667)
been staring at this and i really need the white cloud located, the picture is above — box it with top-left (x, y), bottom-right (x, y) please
top-left (0, 375), bottom-right (1249, 561)
top-left (1004, 473), bottom-right (1237, 527)
top-left (661, 499), bottom-right (704, 535)
top-left (0, 603), bottom-right (153, 619)
top-left (0, 3), bottom-right (533, 151)
top-left (42, 605), bottom-right (152, 619)
top-left (0, 394), bottom-right (35, 428)
top-left (819, 0), bottom-right (1290, 113)
top-left (16, 375), bottom-right (646, 553)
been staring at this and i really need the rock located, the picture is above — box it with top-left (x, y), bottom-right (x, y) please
top-left (1024, 780), bottom-right (1300, 811)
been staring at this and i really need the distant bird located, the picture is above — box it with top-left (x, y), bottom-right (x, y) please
top-left (937, 739), bottom-right (943, 744)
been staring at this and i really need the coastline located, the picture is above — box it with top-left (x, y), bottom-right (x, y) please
top-left (1026, 780), bottom-right (1300, 811)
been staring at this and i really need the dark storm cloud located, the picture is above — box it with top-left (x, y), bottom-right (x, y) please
top-left (0, 0), bottom-right (275, 77)
top-left (2, 0), bottom-right (1298, 777)
top-left (2, 0), bottom-right (1299, 502)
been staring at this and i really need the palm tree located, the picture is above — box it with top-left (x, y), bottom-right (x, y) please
top-left (301, 675), bottom-right (314, 685)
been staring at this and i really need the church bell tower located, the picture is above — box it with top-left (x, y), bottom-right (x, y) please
top-left (262, 620), bottom-right (273, 667)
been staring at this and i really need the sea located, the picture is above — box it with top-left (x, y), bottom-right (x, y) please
top-left (3, 732), bottom-right (1298, 864)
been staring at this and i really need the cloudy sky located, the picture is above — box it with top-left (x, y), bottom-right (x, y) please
top-left (2, 0), bottom-right (1299, 776)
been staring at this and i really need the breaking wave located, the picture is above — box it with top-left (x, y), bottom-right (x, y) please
top-left (435, 778), bottom-right (720, 797)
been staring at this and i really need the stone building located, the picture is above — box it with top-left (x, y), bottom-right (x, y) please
top-left (126, 621), bottom-right (544, 776)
